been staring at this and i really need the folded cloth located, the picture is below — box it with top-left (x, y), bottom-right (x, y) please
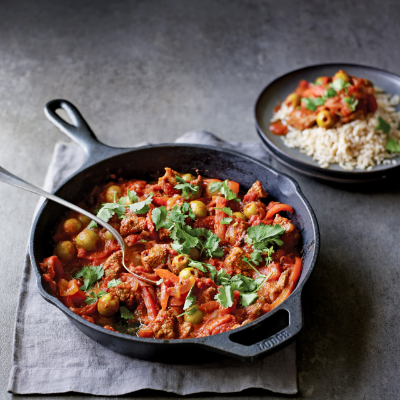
top-left (8, 131), bottom-right (297, 396)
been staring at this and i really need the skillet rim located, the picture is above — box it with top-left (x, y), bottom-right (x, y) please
top-left (29, 142), bottom-right (320, 353)
top-left (254, 62), bottom-right (400, 180)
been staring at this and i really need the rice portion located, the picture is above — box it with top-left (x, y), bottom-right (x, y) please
top-left (271, 91), bottom-right (400, 170)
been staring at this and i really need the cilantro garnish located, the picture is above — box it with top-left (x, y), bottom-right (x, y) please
top-left (183, 286), bottom-right (196, 310)
top-left (344, 97), bottom-right (359, 111)
top-left (375, 117), bottom-right (391, 134)
top-left (174, 175), bottom-right (200, 199)
top-left (331, 78), bottom-right (351, 92)
top-left (128, 190), bottom-right (138, 203)
top-left (201, 229), bottom-right (224, 258)
top-left (323, 87), bottom-right (337, 99)
top-left (129, 194), bottom-right (153, 214)
top-left (75, 266), bottom-right (104, 291)
top-left (107, 279), bottom-right (122, 288)
top-left (120, 306), bottom-right (135, 319)
top-left (386, 137), bottom-right (400, 152)
top-left (215, 207), bottom-right (233, 216)
top-left (301, 97), bottom-right (325, 112)
top-left (216, 269), bottom-right (231, 286)
top-left (85, 290), bottom-right (107, 305)
top-left (215, 285), bottom-right (234, 308)
top-left (220, 218), bottom-right (232, 225)
top-left (209, 180), bottom-right (239, 202)
top-left (87, 201), bottom-right (127, 229)
top-left (239, 293), bottom-right (259, 307)
top-left (245, 223), bottom-right (285, 250)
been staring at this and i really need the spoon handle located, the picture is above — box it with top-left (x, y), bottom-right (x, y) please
top-left (0, 165), bottom-right (157, 285)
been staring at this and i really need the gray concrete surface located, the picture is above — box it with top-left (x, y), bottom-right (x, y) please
top-left (1, 0), bottom-right (400, 398)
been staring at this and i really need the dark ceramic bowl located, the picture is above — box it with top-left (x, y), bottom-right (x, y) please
top-left (255, 63), bottom-right (400, 183)
top-left (30, 99), bottom-right (320, 362)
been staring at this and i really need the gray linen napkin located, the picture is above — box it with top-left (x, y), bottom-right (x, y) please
top-left (8, 131), bottom-right (297, 396)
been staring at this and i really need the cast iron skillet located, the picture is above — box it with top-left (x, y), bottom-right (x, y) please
top-left (30, 99), bottom-right (320, 363)
top-left (255, 63), bottom-right (400, 183)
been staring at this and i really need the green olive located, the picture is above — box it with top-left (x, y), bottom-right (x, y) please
top-left (55, 241), bottom-right (76, 262)
top-left (333, 70), bottom-right (351, 83)
top-left (76, 229), bottom-right (99, 251)
top-left (104, 231), bottom-right (115, 241)
top-left (232, 212), bottom-right (247, 221)
top-left (205, 181), bottom-right (222, 197)
top-left (189, 247), bottom-right (200, 261)
top-left (243, 203), bottom-right (259, 219)
top-left (181, 173), bottom-right (195, 182)
top-left (184, 305), bottom-right (204, 325)
top-left (97, 293), bottom-right (120, 317)
top-left (316, 110), bottom-right (334, 128)
top-left (77, 213), bottom-right (91, 225)
top-left (63, 218), bottom-right (82, 235)
top-left (179, 268), bottom-right (197, 286)
top-left (105, 185), bottom-right (123, 203)
top-left (172, 255), bottom-right (189, 272)
top-left (190, 200), bottom-right (207, 218)
top-left (285, 93), bottom-right (301, 108)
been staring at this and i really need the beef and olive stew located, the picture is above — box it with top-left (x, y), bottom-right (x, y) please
top-left (40, 168), bottom-right (302, 339)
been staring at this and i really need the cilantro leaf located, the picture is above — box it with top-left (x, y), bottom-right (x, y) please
top-left (376, 116), bottom-right (391, 134)
top-left (85, 291), bottom-right (98, 305)
top-left (87, 200), bottom-right (127, 228)
top-left (246, 223), bottom-right (285, 251)
top-left (209, 181), bottom-right (223, 194)
top-left (220, 217), bottom-right (232, 225)
top-left (98, 290), bottom-right (108, 297)
top-left (215, 285), bottom-right (234, 308)
top-left (239, 292), bottom-right (259, 307)
top-left (151, 206), bottom-right (168, 230)
top-left (386, 137), bottom-right (400, 152)
top-left (188, 260), bottom-right (207, 273)
top-left (216, 269), bottom-right (231, 286)
top-left (331, 78), bottom-right (351, 92)
top-left (75, 266), bottom-right (104, 292)
top-left (202, 229), bottom-right (224, 258)
top-left (183, 286), bottom-right (196, 310)
top-left (107, 279), bottom-right (121, 288)
top-left (182, 202), bottom-right (196, 220)
top-left (128, 190), bottom-right (138, 203)
top-left (220, 180), bottom-right (240, 202)
top-left (129, 194), bottom-right (153, 214)
top-left (301, 97), bottom-right (325, 112)
top-left (120, 306), bottom-right (135, 319)
top-left (250, 250), bottom-right (263, 265)
top-left (323, 87), bottom-right (337, 99)
top-left (215, 207), bottom-right (233, 216)
top-left (344, 97), bottom-right (359, 111)
top-left (174, 175), bottom-right (200, 199)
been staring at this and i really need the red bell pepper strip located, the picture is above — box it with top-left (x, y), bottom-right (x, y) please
top-left (85, 240), bottom-right (120, 260)
top-left (153, 196), bottom-right (168, 206)
top-left (258, 263), bottom-right (281, 281)
top-left (270, 280), bottom-right (294, 310)
top-left (265, 204), bottom-right (293, 220)
top-left (214, 196), bottom-right (229, 240)
top-left (70, 302), bottom-right (98, 315)
top-left (204, 315), bottom-right (233, 335)
top-left (160, 283), bottom-right (169, 311)
top-left (289, 257), bottom-right (302, 284)
top-left (154, 269), bottom-right (179, 283)
top-left (142, 286), bottom-right (157, 321)
top-left (199, 301), bottom-right (220, 313)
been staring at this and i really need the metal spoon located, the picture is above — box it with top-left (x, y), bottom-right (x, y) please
top-left (0, 165), bottom-right (158, 285)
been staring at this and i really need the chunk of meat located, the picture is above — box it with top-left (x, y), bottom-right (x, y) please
top-left (141, 244), bottom-right (170, 270)
top-left (197, 287), bottom-right (217, 305)
top-left (158, 168), bottom-right (181, 196)
top-left (243, 181), bottom-right (268, 204)
top-left (108, 281), bottom-right (139, 306)
top-left (158, 227), bottom-right (170, 240)
top-left (151, 310), bottom-right (176, 339)
top-left (120, 214), bottom-right (147, 236)
top-left (287, 108), bottom-right (316, 130)
top-left (224, 247), bottom-right (251, 273)
top-left (258, 270), bottom-right (290, 303)
top-left (225, 220), bottom-right (249, 246)
top-left (103, 250), bottom-right (123, 279)
top-left (178, 322), bottom-right (193, 339)
top-left (273, 214), bottom-right (300, 249)
top-left (166, 195), bottom-right (185, 211)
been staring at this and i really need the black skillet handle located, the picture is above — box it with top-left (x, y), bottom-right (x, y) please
top-left (44, 99), bottom-right (113, 163)
top-left (203, 293), bottom-right (302, 362)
